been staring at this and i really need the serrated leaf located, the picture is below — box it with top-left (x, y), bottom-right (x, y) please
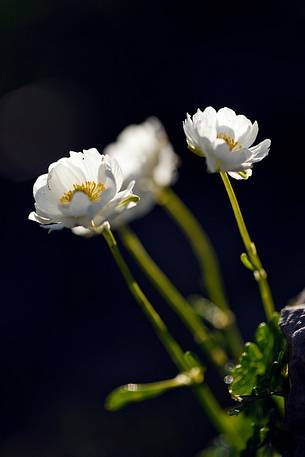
top-left (227, 313), bottom-right (288, 455)
top-left (229, 313), bottom-right (287, 399)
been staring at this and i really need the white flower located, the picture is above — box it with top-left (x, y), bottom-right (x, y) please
top-left (104, 117), bottom-right (178, 220)
top-left (29, 148), bottom-right (138, 232)
top-left (183, 107), bottom-right (270, 179)
top-left (72, 119), bottom-right (178, 237)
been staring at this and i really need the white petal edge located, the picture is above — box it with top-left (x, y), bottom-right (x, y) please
top-left (228, 169), bottom-right (253, 180)
top-left (249, 139), bottom-right (271, 163)
top-left (33, 174), bottom-right (48, 197)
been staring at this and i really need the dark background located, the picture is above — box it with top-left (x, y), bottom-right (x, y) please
top-left (0, 1), bottom-right (304, 456)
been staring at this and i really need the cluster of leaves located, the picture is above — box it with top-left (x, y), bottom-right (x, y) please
top-left (227, 313), bottom-right (289, 456)
top-left (105, 312), bottom-right (289, 456)
top-left (198, 313), bottom-right (289, 457)
top-left (229, 313), bottom-right (288, 399)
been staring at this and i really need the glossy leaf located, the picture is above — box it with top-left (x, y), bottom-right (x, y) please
top-left (229, 313), bottom-right (288, 399)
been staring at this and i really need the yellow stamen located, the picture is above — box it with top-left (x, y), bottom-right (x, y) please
top-left (217, 133), bottom-right (239, 151)
top-left (60, 181), bottom-right (105, 204)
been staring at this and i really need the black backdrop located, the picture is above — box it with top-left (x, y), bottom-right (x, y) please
top-left (0, 1), bottom-right (304, 456)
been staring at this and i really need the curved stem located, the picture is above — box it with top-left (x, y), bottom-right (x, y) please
top-left (219, 171), bottom-right (275, 320)
top-left (158, 188), bottom-right (228, 309)
top-left (119, 226), bottom-right (228, 369)
top-left (157, 187), bottom-right (243, 359)
top-left (102, 226), bottom-right (185, 368)
top-left (101, 225), bottom-right (241, 447)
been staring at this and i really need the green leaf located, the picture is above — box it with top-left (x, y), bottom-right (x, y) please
top-left (226, 313), bottom-right (289, 455)
top-left (229, 313), bottom-right (288, 399)
top-left (229, 342), bottom-right (264, 397)
top-left (105, 382), bottom-right (166, 411)
top-left (240, 424), bottom-right (270, 457)
top-left (240, 253), bottom-right (255, 271)
top-left (105, 367), bottom-right (204, 411)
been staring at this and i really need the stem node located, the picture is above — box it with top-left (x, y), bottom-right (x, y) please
top-left (219, 171), bottom-right (275, 320)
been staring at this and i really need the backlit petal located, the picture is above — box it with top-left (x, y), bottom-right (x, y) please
top-left (216, 107), bottom-right (236, 127)
top-left (233, 115), bottom-right (252, 139)
top-left (34, 184), bottom-right (62, 217)
top-left (197, 107), bottom-right (217, 141)
top-left (47, 163), bottom-right (86, 199)
top-left (228, 169), bottom-right (253, 180)
top-left (69, 148), bottom-right (103, 181)
top-left (33, 173), bottom-right (48, 197)
top-left (249, 139), bottom-right (271, 163)
top-left (238, 121), bottom-right (258, 148)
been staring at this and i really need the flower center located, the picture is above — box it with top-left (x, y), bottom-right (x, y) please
top-left (60, 181), bottom-right (105, 204)
top-left (217, 133), bottom-right (238, 150)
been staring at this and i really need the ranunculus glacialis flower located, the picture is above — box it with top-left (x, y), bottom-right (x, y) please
top-left (183, 107), bottom-right (270, 179)
top-left (73, 118), bottom-right (179, 237)
top-left (29, 149), bottom-right (138, 232)
top-left (104, 117), bottom-right (179, 216)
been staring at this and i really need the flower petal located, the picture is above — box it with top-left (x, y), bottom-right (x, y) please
top-left (59, 191), bottom-right (92, 217)
top-left (216, 107), bottom-right (236, 127)
top-left (107, 180), bottom-right (136, 207)
top-left (92, 181), bottom-right (137, 226)
top-left (33, 173), bottom-right (48, 197)
top-left (228, 169), bottom-right (253, 180)
top-left (72, 226), bottom-right (94, 237)
top-left (87, 186), bottom-right (118, 220)
top-left (153, 144), bottom-right (179, 187)
top-left (183, 114), bottom-right (202, 152)
top-left (47, 162), bottom-right (86, 199)
top-left (98, 155), bottom-right (123, 193)
top-left (29, 211), bottom-right (69, 230)
top-left (196, 136), bottom-right (214, 157)
top-left (28, 211), bottom-right (52, 224)
top-left (212, 139), bottom-right (252, 171)
top-left (107, 155), bottom-right (124, 191)
top-left (205, 153), bottom-right (219, 173)
top-left (197, 107), bottom-right (217, 142)
top-left (249, 139), bottom-right (271, 163)
top-left (42, 222), bottom-right (66, 231)
top-left (233, 115), bottom-right (252, 140)
top-left (34, 184), bottom-right (63, 218)
top-left (216, 125), bottom-right (236, 141)
top-left (238, 121), bottom-right (258, 148)
top-left (69, 148), bottom-right (103, 182)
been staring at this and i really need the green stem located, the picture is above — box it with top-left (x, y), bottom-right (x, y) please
top-left (219, 171), bottom-right (275, 321)
top-left (158, 188), bottom-right (228, 309)
top-left (158, 187), bottom-right (243, 359)
top-left (119, 226), bottom-right (228, 369)
top-left (272, 395), bottom-right (285, 418)
top-left (101, 225), bottom-right (240, 447)
top-left (102, 226), bottom-right (185, 369)
top-left (193, 383), bottom-right (240, 444)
